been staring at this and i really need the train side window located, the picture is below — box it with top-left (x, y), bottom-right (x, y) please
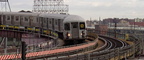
top-left (64, 23), bottom-right (70, 30)
top-left (15, 16), bottom-right (19, 21)
top-left (7, 16), bottom-right (10, 20)
top-left (25, 17), bottom-right (28, 21)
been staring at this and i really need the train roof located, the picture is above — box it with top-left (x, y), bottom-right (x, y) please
top-left (0, 12), bottom-right (40, 16)
top-left (0, 12), bottom-right (85, 23)
top-left (39, 13), bottom-right (85, 23)
top-left (63, 15), bottom-right (85, 23)
top-left (39, 13), bottom-right (68, 19)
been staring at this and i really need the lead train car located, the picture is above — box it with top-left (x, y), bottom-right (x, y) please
top-left (0, 12), bottom-right (86, 40)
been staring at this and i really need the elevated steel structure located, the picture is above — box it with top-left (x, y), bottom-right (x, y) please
top-left (0, 0), bottom-right (11, 12)
top-left (33, 0), bottom-right (69, 14)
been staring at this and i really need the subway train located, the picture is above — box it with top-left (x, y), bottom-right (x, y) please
top-left (0, 12), bottom-right (86, 40)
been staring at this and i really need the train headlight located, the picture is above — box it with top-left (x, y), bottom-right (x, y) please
top-left (81, 33), bottom-right (82, 35)
top-left (66, 32), bottom-right (70, 39)
top-left (68, 33), bottom-right (71, 37)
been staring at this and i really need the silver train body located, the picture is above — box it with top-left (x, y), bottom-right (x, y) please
top-left (0, 12), bottom-right (86, 40)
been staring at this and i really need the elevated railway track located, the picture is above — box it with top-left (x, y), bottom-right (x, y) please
top-left (0, 29), bottom-right (99, 60)
top-left (0, 23), bottom-right (140, 60)
top-left (0, 31), bottom-right (141, 60)
top-left (99, 35), bottom-right (128, 50)
top-left (0, 26), bottom-right (141, 60)
top-left (42, 35), bottom-right (140, 60)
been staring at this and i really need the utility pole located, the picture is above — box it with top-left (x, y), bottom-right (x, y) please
top-left (114, 18), bottom-right (117, 38)
top-left (21, 41), bottom-right (27, 60)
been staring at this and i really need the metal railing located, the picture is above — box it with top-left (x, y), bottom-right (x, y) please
top-left (0, 28), bottom-right (141, 60)
top-left (44, 34), bottom-right (141, 60)
top-left (27, 33), bottom-right (99, 59)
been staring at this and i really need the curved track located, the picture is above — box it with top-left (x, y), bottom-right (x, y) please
top-left (0, 30), bottom-right (129, 60)
top-left (99, 35), bottom-right (128, 50)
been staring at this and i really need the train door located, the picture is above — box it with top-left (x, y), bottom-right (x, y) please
top-left (58, 19), bottom-right (61, 31)
top-left (0, 15), bottom-right (1, 25)
top-left (3, 15), bottom-right (6, 24)
top-left (52, 18), bottom-right (54, 30)
top-left (11, 15), bottom-right (14, 25)
top-left (71, 22), bottom-right (79, 38)
top-left (20, 16), bottom-right (23, 26)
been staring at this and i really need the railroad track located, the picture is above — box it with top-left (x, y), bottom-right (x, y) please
top-left (33, 34), bottom-right (139, 60)
top-left (44, 35), bottom-right (129, 60)
top-left (96, 35), bottom-right (128, 52)
top-left (99, 35), bottom-right (128, 50)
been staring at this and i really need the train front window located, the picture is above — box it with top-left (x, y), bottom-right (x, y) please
top-left (64, 23), bottom-right (70, 30)
top-left (80, 22), bottom-right (85, 30)
top-left (72, 22), bottom-right (78, 28)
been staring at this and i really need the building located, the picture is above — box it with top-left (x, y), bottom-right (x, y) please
top-left (95, 25), bottom-right (108, 35)
top-left (86, 20), bottom-right (99, 27)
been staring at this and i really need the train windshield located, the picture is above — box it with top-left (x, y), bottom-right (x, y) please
top-left (72, 22), bottom-right (78, 28)
top-left (64, 23), bottom-right (70, 30)
top-left (79, 22), bottom-right (85, 30)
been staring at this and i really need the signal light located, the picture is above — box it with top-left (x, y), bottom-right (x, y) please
top-left (21, 41), bottom-right (27, 60)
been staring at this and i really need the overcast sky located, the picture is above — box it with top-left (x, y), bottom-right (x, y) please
top-left (7, 0), bottom-right (144, 20)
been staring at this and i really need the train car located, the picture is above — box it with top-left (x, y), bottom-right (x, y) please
top-left (63, 15), bottom-right (86, 40)
top-left (39, 14), bottom-right (67, 38)
top-left (40, 14), bottom-right (86, 40)
top-left (0, 12), bottom-right (13, 25)
top-left (0, 12), bottom-right (87, 40)
top-left (0, 12), bottom-right (40, 31)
